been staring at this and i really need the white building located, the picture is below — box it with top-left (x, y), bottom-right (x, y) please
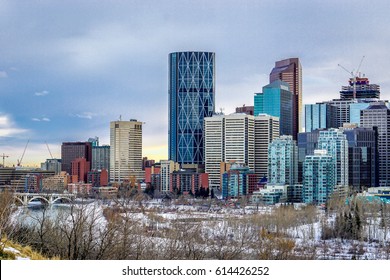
top-left (254, 114), bottom-right (280, 179)
top-left (160, 160), bottom-right (180, 193)
top-left (110, 119), bottom-right (144, 183)
top-left (204, 113), bottom-right (254, 188)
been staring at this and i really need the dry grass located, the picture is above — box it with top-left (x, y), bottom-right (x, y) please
top-left (0, 238), bottom-right (60, 260)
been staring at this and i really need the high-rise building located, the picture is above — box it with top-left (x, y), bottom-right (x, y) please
top-left (204, 113), bottom-right (254, 188)
top-left (160, 160), bottom-right (180, 193)
top-left (324, 99), bottom-right (355, 128)
top-left (224, 114), bottom-right (254, 169)
top-left (340, 77), bottom-right (380, 100)
top-left (305, 103), bottom-right (336, 132)
top-left (61, 142), bottom-right (92, 175)
top-left (168, 51), bottom-right (215, 165)
top-left (297, 129), bottom-right (322, 183)
top-left (318, 129), bottom-right (349, 186)
top-left (204, 114), bottom-right (224, 188)
top-left (341, 124), bottom-right (378, 190)
top-left (110, 120), bottom-right (143, 183)
top-left (254, 114), bottom-right (280, 179)
top-left (92, 145), bottom-right (110, 171)
top-left (361, 102), bottom-right (390, 186)
top-left (41, 158), bottom-right (62, 174)
top-left (270, 58), bottom-right (302, 139)
top-left (303, 149), bottom-right (335, 205)
top-left (268, 135), bottom-right (298, 186)
top-left (254, 80), bottom-right (293, 136)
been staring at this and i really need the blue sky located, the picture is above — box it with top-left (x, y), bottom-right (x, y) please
top-left (1, 0), bottom-right (390, 166)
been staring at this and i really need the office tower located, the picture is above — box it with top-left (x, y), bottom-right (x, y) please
top-left (160, 160), bottom-right (180, 193)
top-left (61, 142), bottom-right (92, 175)
top-left (71, 157), bottom-right (90, 183)
top-left (303, 150), bottom-right (335, 205)
top-left (224, 114), bottom-right (254, 169)
top-left (235, 105), bottom-right (254, 115)
top-left (270, 58), bottom-right (302, 139)
top-left (305, 103), bottom-right (336, 132)
top-left (341, 125), bottom-right (378, 190)
top-left (325, 99), bottom-right (355, 128)
top-left (168, 51), bottom-right (215, 165)
top-left (41, 158), bottom-right (62, 174)
top-left (297, 129), bottom-right (322, 183)
top-left (254, 80), bottom-right (293, 136)
top-left (318, 129), bottom-right (349, 186)
top-left (361, 102), bottom-right (390, 186)
top-left (268, 135), bottom-right (298, 186)
top-left (204, 113), bottom-right (254, 188)
top-left (254, 114), bottom-right (280, 179)
top-left (222, 163), bottom-right (255, 199)
top-left (110, 119), bottom-right (143, 183)
top-left (204, 114), bottom-right (224, 188)
top-left (340, 77), bottom-right (380, 100)
top-left (91, 145), bottom-right (110, 171)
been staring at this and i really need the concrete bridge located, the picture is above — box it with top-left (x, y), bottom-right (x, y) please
top-left (14, 192), bottom-right (76, 206)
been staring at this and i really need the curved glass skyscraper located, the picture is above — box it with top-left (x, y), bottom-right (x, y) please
top-left (169, 51), bottom-right (215, 165)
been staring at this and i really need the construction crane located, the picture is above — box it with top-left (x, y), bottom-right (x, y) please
top-left (17, 139), bottom-right (30, 167)
top-left (338, 56), bottom-right (365, 99)
top-left (45, 141), bottom-right (54, 159)
top-left (1, 153), bottom-right (9, 167)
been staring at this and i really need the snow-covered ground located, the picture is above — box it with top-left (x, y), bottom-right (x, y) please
top-left (11, 198), bottom-right (390, 260)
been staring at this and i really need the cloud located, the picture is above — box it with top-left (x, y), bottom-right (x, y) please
top-left (34, 90), bottom-right (49, 96)
top-left (0, 114), bottom-right (28, 137)
top-left (72, 112), bottom-right (97, 119)
top-left (0, 71), bottom-right (8, 78)
top-left (32, 117), bottom-right (51, 122)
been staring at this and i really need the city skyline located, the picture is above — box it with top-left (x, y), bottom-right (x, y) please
top-left (1, 0), bottom-right (390, 166)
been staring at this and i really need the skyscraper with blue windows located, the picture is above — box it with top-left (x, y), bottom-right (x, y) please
top-left (318, 129), bottom-right (349, 187)
top-left (169, 51), bottom-right (215, 165)
top-left (254, 80), bottom-right (293, 136)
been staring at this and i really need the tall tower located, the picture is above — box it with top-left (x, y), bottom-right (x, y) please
top-left (61, 142), bottom-right (92, 175)
top-left (254, 80), bottom-right (293, 136)
top-left (270, 58), bottom-right (302, 139)
top-left (204, 113), bottom-right (254, 188)
top-left (361, 102), bottom-right (390, 187)
top-left (169, 51), bottom-right (215, 165)
top-left (303, 150), bottom-right (335, 205)
top-left (318, 129), bottom-right (349, 187)
top-left (110, 119), bottom-right (143, 183)
top-left (254, 114), bottom-right (280, 179)
top-left (268, 135), bottom-right (298, 186)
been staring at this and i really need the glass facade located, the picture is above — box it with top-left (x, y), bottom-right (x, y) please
top-left (318, 129), bottom-right (349, 186)
top-left (254, 80), bottom-right (293, 136)
top-left (268, 135), bottom-right (298, 186)
top-left (361, 102), bottom-right (390, 186)
top-left (343, 127), bottom-right (378, 189)
top-left (305, 103), bottom-right (336, 132)
top-left (303, 150), bottom-right (335, 205)
top-left (169, 52), bottom-right (215, 165)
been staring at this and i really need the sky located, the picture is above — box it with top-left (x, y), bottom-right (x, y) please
top-left (1, 0), bottom-right (390, 167)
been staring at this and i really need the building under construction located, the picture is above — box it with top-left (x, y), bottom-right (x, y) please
top-left (340, 77), bottom-right (380, 100)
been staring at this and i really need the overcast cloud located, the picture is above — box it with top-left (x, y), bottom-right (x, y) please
top-left (1, 0), bottom-right (389, 166)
